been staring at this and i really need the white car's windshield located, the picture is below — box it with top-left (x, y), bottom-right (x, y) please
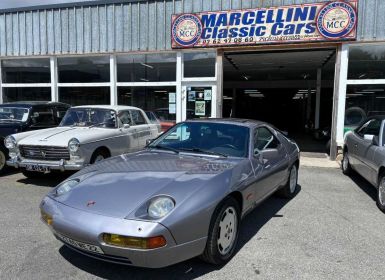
top-left (149, 122), bottom-right (250, 158)
top-left (60, 108), bottom-right (117, 128)
top-left (0, 107), bottom-right (29, 122)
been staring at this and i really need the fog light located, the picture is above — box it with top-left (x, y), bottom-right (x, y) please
top-left (102, 233), bottom-right (166, 249)
top-left (41, 210), bottom-right (53, 226)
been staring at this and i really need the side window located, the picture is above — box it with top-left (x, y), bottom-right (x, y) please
top-left (30, 106), bottom-right (56, 126)
top-left (118, 111), bottom-right (133, 126)
top-left (356, 119), bottom-right (381, 137)
top-left (55, 106), bottom-right (69, 123)
top-left (254, 127), bottom-right (279, 154)
top-left (130, 110), bottom-right (146, 125)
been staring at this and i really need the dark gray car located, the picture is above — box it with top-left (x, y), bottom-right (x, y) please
top-left (342, 116), bottom-right (385, 212)
top-left (40, 119), bottom-right (300, 268)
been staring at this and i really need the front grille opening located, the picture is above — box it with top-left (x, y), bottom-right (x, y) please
top-left (20, 145), bottom-right (70, 161)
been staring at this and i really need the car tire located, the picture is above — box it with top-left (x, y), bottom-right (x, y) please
top-left (21, 170), bottom-right (42, 179)
top-left (341, 151), bottom-right (352, 175)
top-left (0, 147), bottom-right (9, 175)
top-left (377, 175), bottom-right (385, 213)
top-left (200, 197), bottom-right (240, 265)
top-left (276, 164), bottom-right (298, 199)
top-left (90, 149), bottom-right (110, 164)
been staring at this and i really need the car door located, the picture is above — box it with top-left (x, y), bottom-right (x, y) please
top-left (353, 118), bottom-right (382, 183)
top-left (253, 126), bottom-right (289, 196)
top-left (130, 110), bottom-right (151, 149)
top-left (117, 110), bottom-right (138, 153)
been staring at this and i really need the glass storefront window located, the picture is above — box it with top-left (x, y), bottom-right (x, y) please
top-left (117, 53), bottom-right (176, 82)
top-left (3, 87), bottom-right (51, 102)
top-left (186, 87), bottom-right (212, 119)
top-left (2, 59), bottom-right (50, 83)
top-left (118, 87), bottom-right (176, 122)
top-left (184, 52), bottom-right (216, 78)
top-left (344, 85), bottom-right (385, 132)
top-left (58, 56), bottom-right (110, 83)
top-left (348, 45), bottom-right (385, 79)
top-left (59, 87), bottom-right (110, 106)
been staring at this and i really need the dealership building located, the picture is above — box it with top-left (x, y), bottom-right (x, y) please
top-left (0, 0), bottom-right (383, 159)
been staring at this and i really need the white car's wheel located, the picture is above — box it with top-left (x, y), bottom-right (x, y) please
top-left (201, 197), bottom-right (240, 265)
top-left (90, 149), bottom-right (110, 164)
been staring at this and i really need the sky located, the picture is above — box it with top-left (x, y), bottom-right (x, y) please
top-left (0, 0), bottom-right (98, 10)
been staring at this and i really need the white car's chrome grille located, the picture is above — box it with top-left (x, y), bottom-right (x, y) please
top-left (19, 145), bottom-right (70, 161)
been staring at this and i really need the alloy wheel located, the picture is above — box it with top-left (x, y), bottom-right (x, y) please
top-left (342, 154), bottom-right (349, 172)
top-left (289, 166), bottom-right (297, 193)
top-left (217, 206), bottom-right (237, 256)
top-left (379, 178), bottom-right (385, 207)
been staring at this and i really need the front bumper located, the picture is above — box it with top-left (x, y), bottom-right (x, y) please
top-left (41, 196), bottom-right (207, 268)
top-left (7, 157), bottom-right (85, 171)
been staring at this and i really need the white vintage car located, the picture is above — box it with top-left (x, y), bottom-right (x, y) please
top-left (5, 105), bottom-right (160, 178)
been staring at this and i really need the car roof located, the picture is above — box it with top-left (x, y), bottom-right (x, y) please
top-left (72, 105), bottom-right (141, 111)
top-left (185, 118), bottom-right (268, 128)
top-left (0, 101), bottom-right (69, 108)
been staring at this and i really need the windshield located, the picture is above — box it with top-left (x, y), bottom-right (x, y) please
top-left (60, 108), bottom-right (117, 128)
top-left (0, 107), bottom-right (29, 122)
top-left (149, 122), bottom-right (250, 158)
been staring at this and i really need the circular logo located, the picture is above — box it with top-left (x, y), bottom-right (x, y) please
top-left (172, 14), bottom-right (202, 47)
top-left (317, 2), bottom-right (357, 39)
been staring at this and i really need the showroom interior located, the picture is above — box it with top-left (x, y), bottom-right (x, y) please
top-left (222, 48), bottom-right (336, 153)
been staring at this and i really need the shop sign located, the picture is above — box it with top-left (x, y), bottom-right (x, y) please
top-left (171, 0), bottom-right (357, 48)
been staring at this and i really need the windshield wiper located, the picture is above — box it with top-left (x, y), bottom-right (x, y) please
top-left (179, 147), bottom-right (227, 157)
top-left (150, 145), bottom-right (179, 154)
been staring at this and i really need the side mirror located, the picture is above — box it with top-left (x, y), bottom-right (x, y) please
top-left (282, 131), bottom-right (289, 136)
top-left (123, 124), bottom-right (130, 129)
top-left (146, 139), bottom-right (154, 146)
top-left (373, 135), bottom-right (380, 146)
top-left (364, 134), bottom-right (374, 141)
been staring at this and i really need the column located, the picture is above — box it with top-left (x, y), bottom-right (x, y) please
top-left (110, 55), bottom-right (117, 105)
top-left (215, 50), bottom-right (223, 118)
top-left (50, 57), bottom-right (58, 102)
top-left (315, 68), bottom-right (322, 129)
top-left (330, 44), bottom-right (349, 160)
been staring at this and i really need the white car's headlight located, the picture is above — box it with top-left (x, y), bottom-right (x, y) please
top-left (148, 196), bottom-right (175, 219)
top-left (4, 136), bottom-right (16, 149)
top-left (68, 138), bottom-right (80, 154)
top-left (55, 179), bottom-right (80, 196)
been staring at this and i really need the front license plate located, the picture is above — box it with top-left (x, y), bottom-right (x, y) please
top-left (56, 233), bottom-right (104, 255)
top-left (25, 164), bottom-right (50, 173)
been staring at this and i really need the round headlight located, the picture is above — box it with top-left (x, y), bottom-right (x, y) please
top-left (56, 179), bottom-right (80, 196)
top-left (4, 136), bottom-right (16, 149)
top-left (148, 196), bottom-right (175, 219)
top-left (68, 138), bottom-right (80, 153)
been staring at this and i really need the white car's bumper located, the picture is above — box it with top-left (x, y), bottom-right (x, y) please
top-left (7, 156), bottom-right (85, 171)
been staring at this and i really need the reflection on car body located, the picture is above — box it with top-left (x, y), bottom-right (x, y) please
top-left (40, 118), bottom-right (300, 268)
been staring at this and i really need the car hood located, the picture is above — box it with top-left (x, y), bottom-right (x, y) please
top-left (53, 151), bottom-right (241, 218)
top-left (17, 126), bottom-right (112, 146)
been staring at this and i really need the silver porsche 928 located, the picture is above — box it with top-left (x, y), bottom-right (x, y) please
top-left (40, 118), bottom-right (300, 268)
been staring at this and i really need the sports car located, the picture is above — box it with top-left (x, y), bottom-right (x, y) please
top-left (40, 118), bottom-right (300, 268)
